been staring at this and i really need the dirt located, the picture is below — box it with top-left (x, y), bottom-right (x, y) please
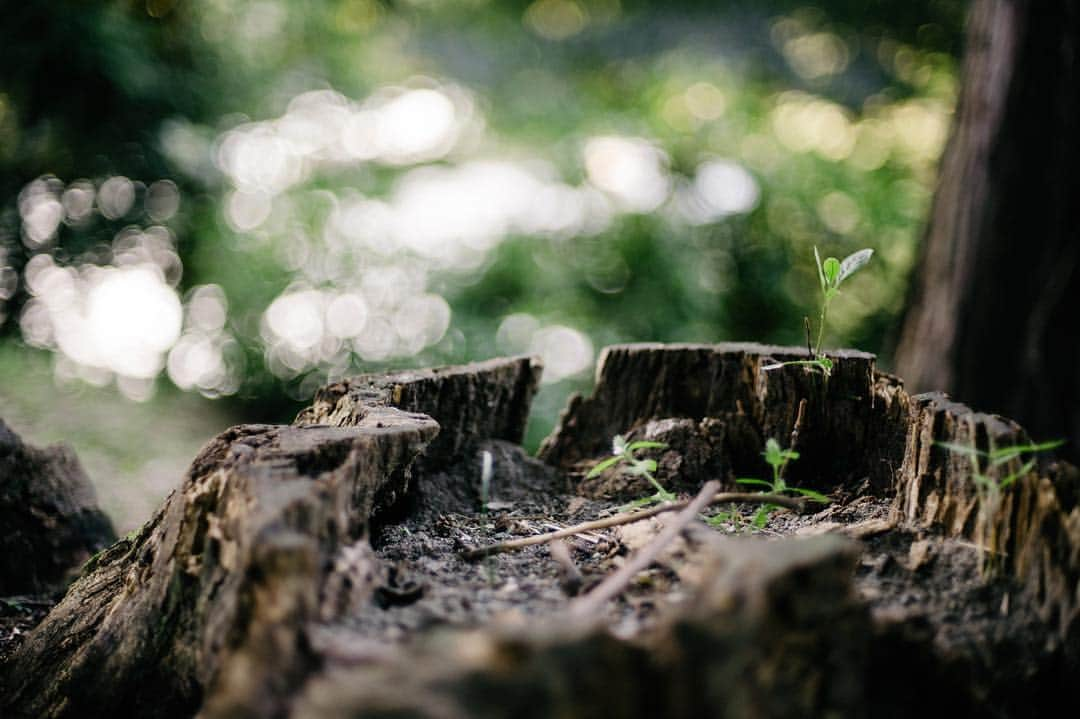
top-left (0, 596), bottom-right (54, 665)
top-left (351, 435), bottom-right (1053, 694)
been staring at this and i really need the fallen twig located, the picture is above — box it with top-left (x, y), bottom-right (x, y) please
top-left (568, 480), bottom-right (721, 618)
top-left (549, 540), bottom-right (584, 596)
top-left (460, 489), bottom-right (804, 560)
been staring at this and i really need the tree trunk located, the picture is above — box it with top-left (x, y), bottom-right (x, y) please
top-left (894, 0), bottom-right (1080, 461)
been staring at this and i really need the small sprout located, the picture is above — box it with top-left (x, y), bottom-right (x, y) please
top-left (936, 436), bottom-right (1063, 575)
top-left (587, 434), bottom-right (673, 507)
top-left (714, 437), bottom-right (829, 532)
top-left (767, 246), bottom-right (873, 378)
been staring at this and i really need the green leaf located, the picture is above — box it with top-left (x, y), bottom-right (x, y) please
top-left (706, 511), bottom-right (733, 527)
top-left (814, 246), bottom-right (826, 292)
top-left (735, 477), bottom-right (773, 489)
top-left (999, 460), bottom-right (1036, 489)
top-left (627, 459), bottom-right (658, 476)
top-left (764, 438), bottom-right (783, 467)
top-left (752, 506), bottom-right (772, 528)
top-left (585, 455), bottom-right (622, 478)
top-left (988, 439), bottom-right (1064, 464)
top-left (789, 487), bottom-right (830, 503)
top-left (626, 440), bottom-right (668, 452)
top-left (823, 257), bottom-right (841, 287)
top-left (836, 248), bottom-right (874, 285)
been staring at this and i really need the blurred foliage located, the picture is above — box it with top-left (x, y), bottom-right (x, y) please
top-left (1, 0), bottom-right (965, 458)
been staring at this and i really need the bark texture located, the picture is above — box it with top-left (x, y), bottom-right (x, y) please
top-left (539, 343), bottom-right (895, 492)
top-left (0, 418), bottom-right (115, 595)
top-left (895, 0), bottom-right (1080, 461)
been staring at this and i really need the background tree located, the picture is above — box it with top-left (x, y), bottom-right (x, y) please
top-left (895, 0), bottom-right (1080, 460)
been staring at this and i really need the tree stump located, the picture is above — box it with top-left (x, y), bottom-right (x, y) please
top-left (0, 419), bottom-right (115, 596)
top-left (2, 346), bottom-right (1078, 718)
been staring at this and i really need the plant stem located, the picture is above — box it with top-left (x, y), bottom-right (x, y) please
top-left (643, 471), bottom-right (672, 498)
top-left (815, 296), bottom-right (830, 357)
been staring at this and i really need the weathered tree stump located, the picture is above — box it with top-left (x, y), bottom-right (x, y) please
top-left (2, 345), bottom-right (1078, 718)
top-left (0, 419), bottom-right (115, 596)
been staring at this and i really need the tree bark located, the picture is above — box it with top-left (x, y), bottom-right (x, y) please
top-left (894, 0), bottom-right (1080, 461)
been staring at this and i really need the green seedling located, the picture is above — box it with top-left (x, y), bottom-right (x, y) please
top-left (936, 436), bottom-right (1063, 574)
top-left (587, 434), bottom-right (674, 508)
top-left (708, 437), bottom-right (829, 530)
top-left (935, 438), bottom-right (1063, 491)
top-left (763, 246), bottom-right (873, 377)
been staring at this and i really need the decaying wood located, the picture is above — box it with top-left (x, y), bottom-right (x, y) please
top-left (295, 355), bottom-right (542, 471)
top-left (0, 419), bottom-right (115, 595)
top-left (538, 343), bottom-right (892, 493)
top-left (1, 414), bottom-right (438, 719)
top-left (2, 344), bottom-right (1079, 718)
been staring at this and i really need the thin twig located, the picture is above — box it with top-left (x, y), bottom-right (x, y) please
top-left (549, 540), bottom-right (584, 596)
top-left (460, 490), bottom-right (804, 560)
top-left (568, 480), bottom-right (721, 618)
top-left (780, 398), bottom-right (808, 483)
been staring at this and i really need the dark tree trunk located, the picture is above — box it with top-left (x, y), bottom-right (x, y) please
top-left (895, 0), bottom-right (1080, 460)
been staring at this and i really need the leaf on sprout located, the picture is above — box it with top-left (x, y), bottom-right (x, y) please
top-left (752, 506), bottom-right (771, 528)
top-left (999, 460), bottom-right (1037, 489)
top-left (627, 458), bottom-right (658, 476)
top-left (706, 511), bottom-right (732, 527)
top-left (612, 434), bottom-right (627, 455)
top-left (988, 438), bottom-right (1064, 464)
top-left (836, 248), bottom-right (874, 285)
top-left (790, 487), bottom-right (830, 503)
top-left (736, 477), bottom-right (773, 488)
top-left (764, 438), bottom-right (785, 468)
top-left (823, 257), bottom-right (841, 287)
top-left (585, 455), bottom-right (622, 478)
top-left (626, 440), bottom-right (668, 452)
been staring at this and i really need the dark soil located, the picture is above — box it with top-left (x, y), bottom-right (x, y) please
top-left (0, 596), bottom-right (54, 665)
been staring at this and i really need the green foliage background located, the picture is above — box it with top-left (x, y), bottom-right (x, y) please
top-left (0, 0), bottom-right (964, 528)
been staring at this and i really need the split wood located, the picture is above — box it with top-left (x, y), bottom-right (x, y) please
top-left (460, 489), bottom-right (806, 560)
top-left (569, 480), bottom-right (721, 618)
